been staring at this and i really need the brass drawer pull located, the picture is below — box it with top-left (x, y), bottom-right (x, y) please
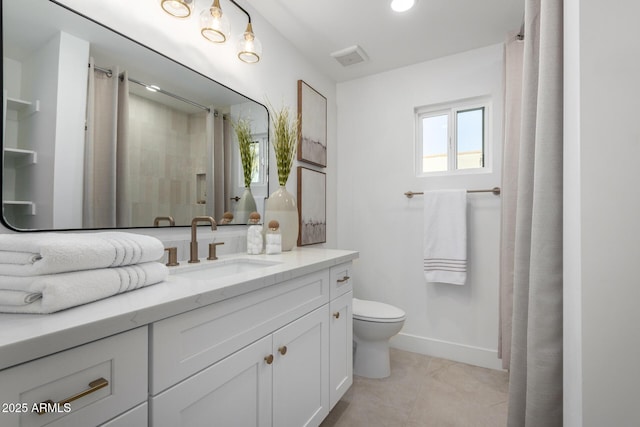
top-left (38, 377), bottom-right (109, 415)
top-left (264, 354), bottom-right (274, 365)
top-left (333, 312), bottom-right (340, 319)
top-left (336, 276), bottom-right (350, 283)
top-left (278, 346), bottom-right (288, 356)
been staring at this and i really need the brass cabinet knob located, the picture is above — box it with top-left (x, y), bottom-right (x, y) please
top-left (333, 312), bottom-right (340, 319)
top-left (264, 354), bottom-right (274, 365)
top-left (278, 346), bottom-right (287, 356)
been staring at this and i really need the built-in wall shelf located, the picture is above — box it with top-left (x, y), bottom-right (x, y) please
top-left (2, 200), bottom-right (36, 215)
top-left (3, 91), bottom-right (40, 225)
top-left (6, 97), bottom-right (40, 119)
top-left (4, 148), bottom-right (37, 167)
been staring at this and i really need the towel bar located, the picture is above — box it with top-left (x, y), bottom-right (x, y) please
top-left (404, 187), bottom-right (501, 198)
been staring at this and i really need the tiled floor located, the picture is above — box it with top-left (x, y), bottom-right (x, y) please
top-left (321, 348), bottom-right (509, 427)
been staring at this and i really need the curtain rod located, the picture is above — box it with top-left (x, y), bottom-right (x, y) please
top-left (404, 187), bottom-right (501, 198)
top-left (92, 65), bottom-right (211, 113)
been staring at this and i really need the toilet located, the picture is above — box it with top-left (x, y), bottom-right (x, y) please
top-left (352, 298), bottom-right (406, 379)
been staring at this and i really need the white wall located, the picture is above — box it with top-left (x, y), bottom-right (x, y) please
top-left (564, 0), bottom-right (640, 425)
top-left (336, 44), bottom-right (504, 369)
top-left (52, 32), bottom-right (89, 229)
top-left (2, 0), bottom-right (338, 248)
top-left (20, 33), bottom-right (61, 229)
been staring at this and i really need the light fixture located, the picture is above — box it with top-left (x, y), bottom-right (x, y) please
top-left (200, 0), bottom-right (231, 43)
top-left (237, 22), bottom-right (262, 63)
top-left (161, 0), bottom-right (262, 63)
top-left (160, 0), bottom-right (194, 18)
top-left (390, 0), bottom-right (416, 13)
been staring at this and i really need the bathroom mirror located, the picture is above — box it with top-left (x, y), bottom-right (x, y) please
top-left (1, 0), bottom-right (269, 231)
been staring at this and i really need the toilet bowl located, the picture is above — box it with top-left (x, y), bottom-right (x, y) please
top-left (352, 298), bottom-right (406, 379)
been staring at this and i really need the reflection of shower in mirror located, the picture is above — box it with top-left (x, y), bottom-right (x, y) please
top-left (1, 0), bottom-right (269, 231)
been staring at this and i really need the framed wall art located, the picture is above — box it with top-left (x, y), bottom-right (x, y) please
top-left (297, 80), bottom-right (327, 167)
top-left (297, 167), bottom-right (326, 246)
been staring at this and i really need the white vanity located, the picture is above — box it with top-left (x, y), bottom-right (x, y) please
top-left (0, 248), bottom-right (357, 427)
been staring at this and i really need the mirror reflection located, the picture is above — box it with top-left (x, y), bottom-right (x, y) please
top-left (2, 0), bottom-right (268, 231)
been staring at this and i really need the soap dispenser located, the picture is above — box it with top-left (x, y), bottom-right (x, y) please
top-left (247, 212), bottom-right (263, 255)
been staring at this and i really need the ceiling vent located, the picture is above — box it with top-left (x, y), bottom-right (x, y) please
top-left (330, 45), bottom-right (369, 67)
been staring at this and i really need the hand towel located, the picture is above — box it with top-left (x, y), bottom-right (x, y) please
top-left (0, 261), bottom-right (168, 314)
top-left (0, 232), bottom-right (164, 276)
top-left (423, 190), bottom-right (467, 285)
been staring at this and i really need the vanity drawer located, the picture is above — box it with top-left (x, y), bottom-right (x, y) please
top-left (0, 327), bottom-right (147, 427)
top-left (330, 262), bottom-right (353, 299)
top-left (150, 268), bottom-right (330, 394)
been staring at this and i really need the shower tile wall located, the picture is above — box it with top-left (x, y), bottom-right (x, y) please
top-left (128, 94), bottom-right (207, 226)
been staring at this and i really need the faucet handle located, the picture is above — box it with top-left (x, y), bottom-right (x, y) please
top-left (164, 247), bottom-right (179, 266)
top-left (208, 242), bottom-right (225, 260)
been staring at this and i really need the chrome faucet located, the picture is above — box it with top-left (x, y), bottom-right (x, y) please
top-left (189, 216), bottom-right (217, 263)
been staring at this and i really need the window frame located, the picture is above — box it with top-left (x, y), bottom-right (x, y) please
top-left (415, 96), bottom-right (491, 177)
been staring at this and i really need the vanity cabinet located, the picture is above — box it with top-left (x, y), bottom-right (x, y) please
top-left (151, 306), bottom-right (329, 427)
top-left (0, 327), bottom-right (147, 427)
top-left (150, 263), bottom-right (352, 427)
top-left (0, 254), bottom-right (357, 427)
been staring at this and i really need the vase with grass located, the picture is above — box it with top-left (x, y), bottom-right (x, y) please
top-left (232, 118), bottom-right (257, 224)
top-left (264, 104), bottom-right (299, 251)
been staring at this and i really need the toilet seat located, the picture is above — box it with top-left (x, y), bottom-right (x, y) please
top-left (352, 298), bottom-right (406, 323)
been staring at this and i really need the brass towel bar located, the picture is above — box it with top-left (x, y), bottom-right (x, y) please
top-left (404, 187), bottom-right (501, 198)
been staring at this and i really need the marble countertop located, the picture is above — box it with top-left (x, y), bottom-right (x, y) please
top-left (0, 248), bottom-right (359, 371)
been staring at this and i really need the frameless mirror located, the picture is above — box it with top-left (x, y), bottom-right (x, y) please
top-left (1, 0), bottom-right (268, 231)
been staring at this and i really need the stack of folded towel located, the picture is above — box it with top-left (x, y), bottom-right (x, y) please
top-left (0, 232), bottom-right (168, 314)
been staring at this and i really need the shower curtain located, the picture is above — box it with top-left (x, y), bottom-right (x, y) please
top-left (84, 59), bottom-right (130, 228)
top-left (502, 0), bottom-right (563, 425)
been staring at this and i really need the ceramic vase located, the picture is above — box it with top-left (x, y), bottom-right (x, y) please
top-left (264, 186), bottom-right (299, 251)
top-left (234, 187), bottom-right (257, 224)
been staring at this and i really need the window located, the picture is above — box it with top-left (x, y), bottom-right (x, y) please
top-left (415, 97), bottom-right (490, 175)
top-left (242, 133), bottom-right (268, 185)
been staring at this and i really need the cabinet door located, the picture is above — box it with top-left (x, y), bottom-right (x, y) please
top-left (329, 290), bottom-right (353, 409)
top-left (272, 305), bottom-right (329, 427)
top-left (99, 403), bottom-right (147, 427)
top-left (151, 336), bottom-right (273, 427)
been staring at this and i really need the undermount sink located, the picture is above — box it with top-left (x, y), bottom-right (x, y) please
top-left (170, 258), bottom-right (281, 281)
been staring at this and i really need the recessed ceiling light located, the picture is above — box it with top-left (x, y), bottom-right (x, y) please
top-left (391, 0), bottom-right (415, 13)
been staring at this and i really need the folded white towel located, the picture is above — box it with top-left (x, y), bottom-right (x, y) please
top-left (0, 251), bottom-right (41, 265)
top-left (0, 262), bottom-right (168, 314)
top-left (423, 190), bottom-right (467, 285)
top-left (0, 232), bottom-right (164, 276)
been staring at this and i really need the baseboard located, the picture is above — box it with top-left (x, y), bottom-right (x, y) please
top-left (390, 332), bottom-right (505, 371)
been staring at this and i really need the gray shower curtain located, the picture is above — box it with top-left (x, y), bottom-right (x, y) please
top-left (84, 60), bottom-right (130, 228)
top-left (504, 0), bottom-right (563, 425)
